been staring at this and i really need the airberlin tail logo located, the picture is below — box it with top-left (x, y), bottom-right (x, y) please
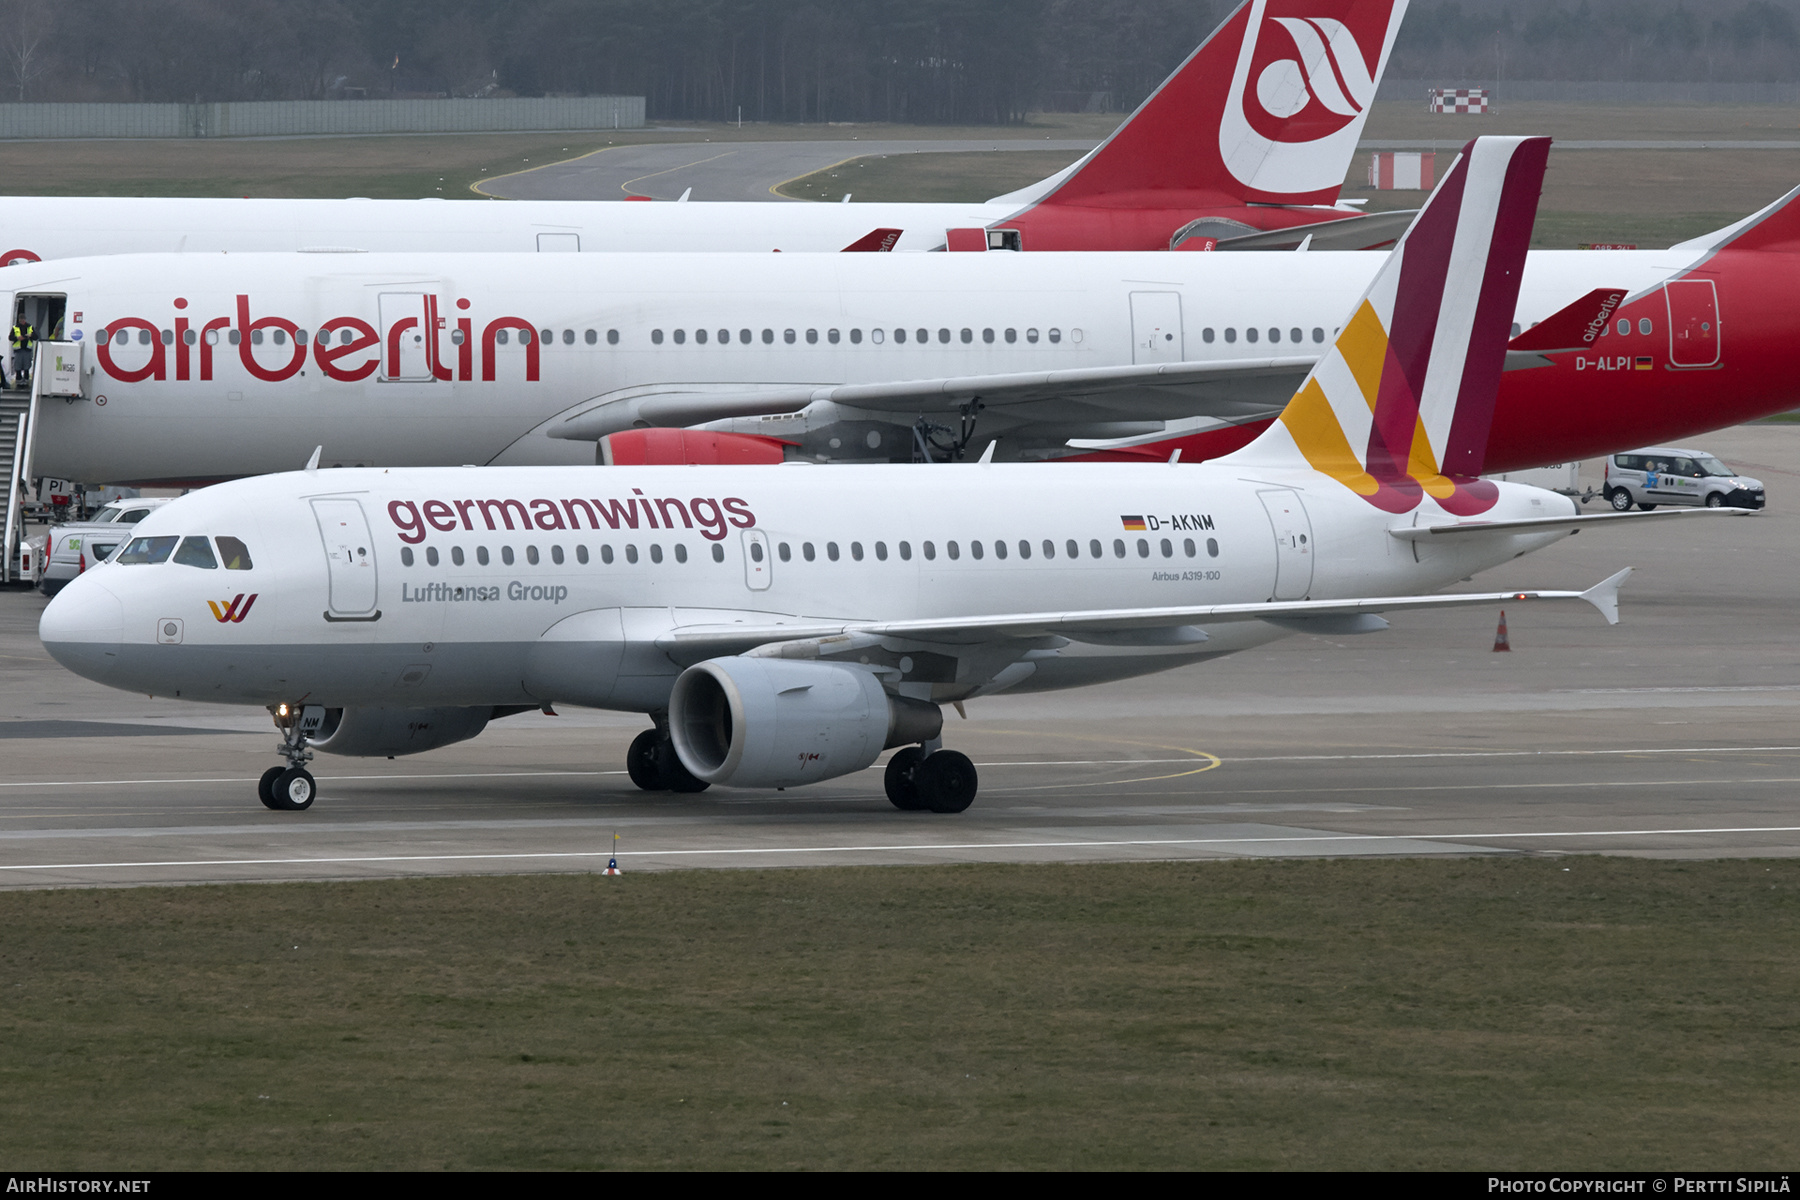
top-left (1219, 0), bottom-right (1396, 196)
top-left (207, 593), bottom-right (257, 623)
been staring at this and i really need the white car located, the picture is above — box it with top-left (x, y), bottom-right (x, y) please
top-left (1602, 446), bottom-right (1766, 512)
top-left (32, 497), bottom-right (176, 595)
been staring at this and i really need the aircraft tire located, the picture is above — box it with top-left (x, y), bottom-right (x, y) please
top-left (918, 750), bottom-right (978, 814)
top-left (257, 766), bottom-right (285, 810)
top-left (626, 729), bottom-right (665, 791)
top-left (270, 768), bottom-right (316, 812)
top-left (660, 742), bottom-right (710, 794)
top-left (884, 746), bottom-right (928, 811)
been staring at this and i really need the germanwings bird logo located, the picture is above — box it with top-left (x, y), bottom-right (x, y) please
top-left (207, 593), bottom-right (257, 623)
top-left (1219, 0), bottom-right (1401, 195)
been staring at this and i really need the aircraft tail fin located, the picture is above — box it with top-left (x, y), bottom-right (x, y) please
top-left (1673, 182), bottom-right (1800, 256)
top-left (1226, 136), bottom-right (1551, 515)
top-left (841, 227), bottom-right (903, 253)
top-left (1006, 0), bottom-right (1407, 211)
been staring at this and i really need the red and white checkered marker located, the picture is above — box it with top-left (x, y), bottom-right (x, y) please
top-left (1430, 88), bottom-right (1490, 113)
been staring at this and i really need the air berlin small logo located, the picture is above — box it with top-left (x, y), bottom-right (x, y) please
top-left (208, 593), bottom-right (258, 623)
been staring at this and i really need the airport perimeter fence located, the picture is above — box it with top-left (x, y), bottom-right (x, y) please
top-left (0, 96), bottom-right (645, 140)
top-left (1378, 79), bottom-right (1800, 106)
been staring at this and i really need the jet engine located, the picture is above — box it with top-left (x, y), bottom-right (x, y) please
top-left (669, 657), bottom-right (941, 788)
top-left (311, 706), bottom-right (494, 757)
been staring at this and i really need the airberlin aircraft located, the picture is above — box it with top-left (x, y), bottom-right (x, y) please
top-left (16, 169), bottom-right (1797, 486)
top-left (41, 138), bottom-right (1718, 814)
top-left (0, 0), bottom-right (1409, 266)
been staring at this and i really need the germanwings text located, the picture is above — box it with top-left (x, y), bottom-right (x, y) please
top-left (387, 490), bottom-right (756, 544)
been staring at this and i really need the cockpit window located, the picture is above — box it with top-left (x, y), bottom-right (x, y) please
top-left (116, 536), bottom-right (178, 565)
top-left (216, 537), bottom-right (254, 570)
top-left (173, 536), bottom-right (218, 569)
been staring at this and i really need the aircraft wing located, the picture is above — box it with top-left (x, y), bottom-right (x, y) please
top-left (654, 570), bottom-right (1632, 662)
top-left (546, 355), bottom-right (1316, 442)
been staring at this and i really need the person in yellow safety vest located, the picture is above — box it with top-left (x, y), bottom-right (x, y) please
top-left (10, 320), bottom-right (35, 388)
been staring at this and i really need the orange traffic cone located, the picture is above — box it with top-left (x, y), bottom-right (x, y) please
top-left (1492, 610), bottom-right (1511, 652)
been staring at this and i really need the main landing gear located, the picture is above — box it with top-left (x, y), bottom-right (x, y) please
top-left (261, 703), bottom-right (320, 811)
top-left (626, 719), bottom-right (710, 794)
top-left (884, 742), bottom-right (978, 814)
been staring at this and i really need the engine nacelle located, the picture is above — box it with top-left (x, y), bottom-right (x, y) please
top-left (311, 706), bottom-right (493, 757)
top-left (669, 657), bottom-right (941, 788)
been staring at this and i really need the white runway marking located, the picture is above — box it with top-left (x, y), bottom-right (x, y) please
top-left (5, 744), bottom-right (1800, 791)
top-left (6, 824), bottom-right (1800, 874)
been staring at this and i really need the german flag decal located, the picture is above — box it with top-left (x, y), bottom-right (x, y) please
top-left (1120, 515), bottom-right (1147, 531)
top-left (1635, 356), bottom-right (1654, 370)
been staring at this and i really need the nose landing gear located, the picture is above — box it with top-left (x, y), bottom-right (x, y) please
top-left (262, 703), bottom-right (322, 811)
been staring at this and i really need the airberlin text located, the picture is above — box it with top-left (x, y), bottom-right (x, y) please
top-left (91, 294), bottom-right (541, 386)
top-left (388, 491), bottom-right (756, 544)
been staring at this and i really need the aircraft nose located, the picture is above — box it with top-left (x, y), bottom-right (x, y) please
top-left (39, 573), bottom-right (125, 684)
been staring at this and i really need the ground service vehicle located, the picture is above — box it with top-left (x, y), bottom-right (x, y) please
top-left (1603, 447), bottom-right (1765, 511)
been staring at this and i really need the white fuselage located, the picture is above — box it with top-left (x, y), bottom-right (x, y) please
top-left (0, 195), bottom-right (1025, 261)
top-left (14, 247), bottom-right (1693, 484)
top-left (39, 460), bottom-right (1576, 714)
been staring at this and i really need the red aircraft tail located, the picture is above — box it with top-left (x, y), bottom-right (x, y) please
top-left (1016, 0), bottom-right (1406, 214)
top-left (1692, 182), bottom-right (1800, 255)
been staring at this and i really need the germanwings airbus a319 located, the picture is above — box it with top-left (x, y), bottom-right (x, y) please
top-left (15, 173), bottom-right (1799, 486)
top-left (42, 137), bottom-right (1726, 815)
top-left (0, 0), bottom-right (1409, 267)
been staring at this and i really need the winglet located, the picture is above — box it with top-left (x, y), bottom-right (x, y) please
top-left (977, 439), bottom-right (998, 465)
top-left (841, 227), bottom-right (902, 252)
top-left (304, 446), bottom-right (322, 472)
top-left (1509, 288), bottom-right (1628, 353)
top-left (1579, 567), bottom-right (1633, 626)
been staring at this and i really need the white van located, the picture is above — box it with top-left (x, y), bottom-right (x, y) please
top-left (1602, 446), bottom-right (1765, 512)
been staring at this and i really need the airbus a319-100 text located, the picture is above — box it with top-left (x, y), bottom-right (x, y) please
top-left (0, 0), bottom-right (1411, 265)
top-left (41, 137), bottom-right (1738, 814)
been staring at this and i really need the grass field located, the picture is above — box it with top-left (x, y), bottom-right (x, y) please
top-left (777, 143), bottom-right (1794, 248)
top-left (0, 115), bottom-right (1122, 202)
top-left (1, 856), bottom-right (1795, 1169)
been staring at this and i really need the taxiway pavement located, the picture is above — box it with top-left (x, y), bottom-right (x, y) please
top-left (4, 425), bottom-right (1798, 889)
top-left (475, 138), bottom-right (1099, 201)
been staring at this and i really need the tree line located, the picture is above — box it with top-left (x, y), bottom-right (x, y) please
top-left (2, 0), bottom-right (1798, 118)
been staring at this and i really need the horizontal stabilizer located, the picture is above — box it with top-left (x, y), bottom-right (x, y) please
top-left (1389, 507), bottom-right (1753, 539)
top-left (1201, 209), bottom-right (1417, 252)
top-left (841, 228), bottom-right (902, 253)
top-left (1508, 288), bottom-right (1628, 353)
